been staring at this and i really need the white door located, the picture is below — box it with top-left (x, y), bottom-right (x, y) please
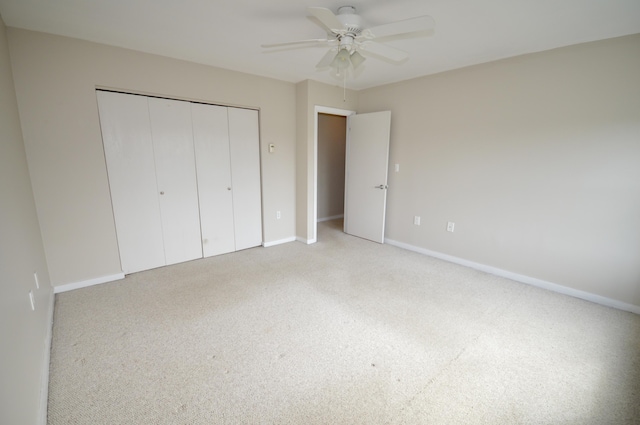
top-left (344, 111), bottom-right (391, 243)
top-left (147, 97), bottom-right (203, 265)
top-left (191, 103), bottom-right (236, 257)
top-left (228, 108), bottom-right (263, 250)
top-left (98, 91), bottom-right (166, 274)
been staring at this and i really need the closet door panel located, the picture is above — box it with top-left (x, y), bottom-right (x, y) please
top-left (228, 108), bottom-right (263, 250)
top-left (191, 103), bottom-right (236, 257)
top-left (97, 91), bottom-right (165, 274)
top-left (148, 97), bottom-right (203, 265)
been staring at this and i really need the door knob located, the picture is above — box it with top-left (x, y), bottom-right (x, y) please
top-left (160, 191), bottom-right (165, 195)
top-left (227, 187), bottom-right (231, 191)
top-left (375, 185), bottom-right (388, 189)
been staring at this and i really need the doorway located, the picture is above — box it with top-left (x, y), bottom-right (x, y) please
top-left (317, 113), bottom-right (346, 221)
top-left (313, 106), bottom-right (355, 242)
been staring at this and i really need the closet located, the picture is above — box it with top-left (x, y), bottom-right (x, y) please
top-left (97, 90), bottom-right (262, 274)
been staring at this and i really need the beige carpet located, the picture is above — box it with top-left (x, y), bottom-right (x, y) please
top-left (48, 219), bottom-right (640, 424)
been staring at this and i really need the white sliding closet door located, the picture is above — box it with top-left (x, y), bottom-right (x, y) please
top-left (191, 103), bottom-right (236, 257)
top-left (97, 91), bottom-right (165, 273)
top-left (147, 97), bottom-right (203, 265)
top-left (228, 108), bottom-right (263, 250)
top-left (99, 91), bottom-right (263, 274)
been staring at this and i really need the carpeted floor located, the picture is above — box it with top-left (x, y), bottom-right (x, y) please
top-left (48, 219), bottom-right (640, 424)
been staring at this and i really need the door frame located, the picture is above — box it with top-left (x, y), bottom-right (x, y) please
top-left (312, 105), bottom-right (356, 243)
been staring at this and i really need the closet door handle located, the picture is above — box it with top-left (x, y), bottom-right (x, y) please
top-left (160, 191), bottom-right (165, 195)
top-left (227, 187), bottom-right (231, 191)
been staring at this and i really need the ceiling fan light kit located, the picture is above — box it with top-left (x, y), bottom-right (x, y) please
top-left (261, 5), bottom-right (435, 80)
top-left (349, 50), bottom-right (366, 69)
top-left (331, 48), bottom-right (352, 71)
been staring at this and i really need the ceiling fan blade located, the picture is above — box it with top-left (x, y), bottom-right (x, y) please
top-left (308, 7), bottom-right (343, 32)
top-left (261, 39), bottom-right (329, 48)
top-left (316, 49), bottom-right (337, 68)
top-left (367, 15), bottom-right (434, 38)
top-left (360, 41), bottom-right (409, 62)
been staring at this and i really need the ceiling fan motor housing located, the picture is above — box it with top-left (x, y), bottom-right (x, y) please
top-left (336, 6), bottom-right (363, 35)
top-left (336, 6), bottom-right (363, 51)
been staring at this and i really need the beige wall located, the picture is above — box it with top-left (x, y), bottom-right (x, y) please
top-left (295, 80), bottom-right (358, 242)
top-left (7, 28), bottom-right (296, 287)
top-left (317, 113), bottom-right (346, 220)
top-left (295, 81), bottom-right (310, 239)
top-left (5, 25), bottom-right (638, 309)
top-left (0, 16), bottom-right (53, 425)
top-left (359, 34), bottom-right (640, 307)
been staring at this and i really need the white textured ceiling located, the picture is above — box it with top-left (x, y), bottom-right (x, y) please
top-left (0, 0), bottom-right (639, 90)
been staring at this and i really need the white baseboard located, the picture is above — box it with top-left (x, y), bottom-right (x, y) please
top-left (53, 272), bottom-right (125, 294)
top-left (296, 236), bottom-right (316, 245)
top-left (263, 237), bottom-right (297, 248)
top-left (39, 289), bottom-right (55, 425)
top-left (317, 214), bottom-right (344, 223)
top-left (385, 238), bottom-right (640, 315)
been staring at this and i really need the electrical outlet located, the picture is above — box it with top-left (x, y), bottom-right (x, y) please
top-left (414, 216), bottom-right (421, 225)
top-left (395, 163), bottom-right (400, 172)
top-left (34, 272), bottom-right (40, 289)
top-left (276, 211), bottom-right (281, 220)
top-left (447, 222), bottom-right (455, 232)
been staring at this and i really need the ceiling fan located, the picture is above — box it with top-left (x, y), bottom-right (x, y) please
top-left (262, 6), bottom-right (435, 75)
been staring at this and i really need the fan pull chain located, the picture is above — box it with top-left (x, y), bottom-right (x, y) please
top-left (343, 71), bottom-right (347, 102)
